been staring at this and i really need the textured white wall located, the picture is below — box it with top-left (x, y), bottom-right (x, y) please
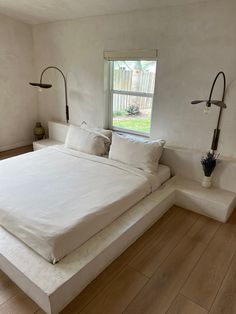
top-left (32, 0), bottom-right (236, 158)
top-left (0, 13), bottom-right (37, 151)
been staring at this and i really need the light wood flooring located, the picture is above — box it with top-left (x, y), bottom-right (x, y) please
top-left (1, 205), bottom-right (236, 314)
top-left (0, 145), bottom-right (33, 160)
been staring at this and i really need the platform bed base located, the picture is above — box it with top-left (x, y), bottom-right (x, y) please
top-left (1, 176), bottom-right (235, 314)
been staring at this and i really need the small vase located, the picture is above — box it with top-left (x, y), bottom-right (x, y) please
top-left (34, 122), bottom-right (45, 141)
top-left (201, 175), bottom-right (212, 188)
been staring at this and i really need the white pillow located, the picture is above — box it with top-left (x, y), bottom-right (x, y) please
top-left (109, 133), bottom-right (165, 173)
top-left (80, 123), bottom-right (112, 154)
top-left (95, 128), bottom-right (112, 141)
top-left (65, 125), bottom-right (110, 156)
top-left (80, 123), bottom-right (112, 141)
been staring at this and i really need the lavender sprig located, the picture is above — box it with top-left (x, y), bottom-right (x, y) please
top-left (201, 151), bottom-right (219, 177)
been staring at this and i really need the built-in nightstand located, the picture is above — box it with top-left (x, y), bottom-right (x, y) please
top-left (33, 121), bottom-right (69, 151)
top-left (33, 139), bottom-right (63, 151)
top-left (162, 176), bottom-right (236, 222)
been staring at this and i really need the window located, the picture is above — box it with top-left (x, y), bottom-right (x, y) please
top-left (108, 58), bottom-right (157, 135)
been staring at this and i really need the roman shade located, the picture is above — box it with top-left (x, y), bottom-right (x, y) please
top-left (104, 49), bottom-right (158, 61)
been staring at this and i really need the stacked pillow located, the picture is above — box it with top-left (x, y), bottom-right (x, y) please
top-left (65, 123), bottom-right (165, 173)
top-left (80, 121), bottom-right (112, 139)
top-left (109, 133), bottom-right (165, 173)
top-left (65, 124), bottom-right (110, 156)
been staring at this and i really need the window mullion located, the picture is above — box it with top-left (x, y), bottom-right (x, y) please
top-left (108, 61), bottom-right (114, 129)
top-left (111, 89), bottom-right (154, 98)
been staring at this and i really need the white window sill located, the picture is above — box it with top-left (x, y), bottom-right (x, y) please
top-left (111, 127), bottom-right (150, 140)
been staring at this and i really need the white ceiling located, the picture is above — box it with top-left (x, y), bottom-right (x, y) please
top-left (0, 0), bottom-right (207, 25)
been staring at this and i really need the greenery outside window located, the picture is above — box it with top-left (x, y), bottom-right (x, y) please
top-left (109, 59), bottom-right (157, 135)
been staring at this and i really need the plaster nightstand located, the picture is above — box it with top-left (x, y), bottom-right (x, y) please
top-left (169, 176), bottom-right (236, 222)
top-left (33, 139), bottom-right (63, 151)
top-left (33, 121), bottom-right (69, 151)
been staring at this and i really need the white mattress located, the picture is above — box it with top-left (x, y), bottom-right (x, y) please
top-left (0, 146), bottom-right (170, 263)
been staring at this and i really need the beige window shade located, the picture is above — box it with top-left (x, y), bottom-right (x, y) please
top-left (104, 49), bottom-right (158, 61)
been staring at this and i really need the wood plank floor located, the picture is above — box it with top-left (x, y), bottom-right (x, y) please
top-left (0, 145), bottom-right (33, 160)
top-left (1, 206), bottom-right (236, 314)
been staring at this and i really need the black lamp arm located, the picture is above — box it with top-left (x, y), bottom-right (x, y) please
top-left (208, 71), bottom-right (226, 103)
top-left (40, 66), bottom-right (69, 123)
top-left (208, 71), bottom-right (226, 151)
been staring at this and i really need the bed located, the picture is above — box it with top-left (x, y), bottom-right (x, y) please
top-left (0, 141), bottom-right (173, 313)
top-left (0, 145), bottom-right (170, 264)
top-left (1, 121), bottom-right (236, 313)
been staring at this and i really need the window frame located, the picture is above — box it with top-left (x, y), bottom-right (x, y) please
top-left (108, 59), bottom-right (157, 137)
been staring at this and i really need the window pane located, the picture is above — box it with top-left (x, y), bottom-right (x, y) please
top-left (113, 60), bottom-right (157, 94)
top-left (112, 94), bottom-right (152, 134)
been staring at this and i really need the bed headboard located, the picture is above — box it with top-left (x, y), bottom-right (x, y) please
top-left (48, 121), bottom-right (69, 143)
top-left (47, 121), bottom-right (236, 194)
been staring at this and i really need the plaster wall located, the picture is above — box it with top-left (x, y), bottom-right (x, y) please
top-left (0, 13), bottom-right (37, 151)
top-left (32, 0), bottom-right (236, 158)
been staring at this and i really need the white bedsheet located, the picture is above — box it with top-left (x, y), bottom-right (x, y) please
top-left (0, 146), bottom-right (170, 263)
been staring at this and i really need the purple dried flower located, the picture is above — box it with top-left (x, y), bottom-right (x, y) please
top-left (201, 151), bottom-right (219, 177)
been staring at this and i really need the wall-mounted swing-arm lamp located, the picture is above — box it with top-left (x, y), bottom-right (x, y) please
top-left (29, 66), bottom-right (69, 123)
top-left (191, 71), bottom-right (227, 152)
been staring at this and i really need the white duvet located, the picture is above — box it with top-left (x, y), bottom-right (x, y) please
top-left (0, 146), bottom-right (169, 263)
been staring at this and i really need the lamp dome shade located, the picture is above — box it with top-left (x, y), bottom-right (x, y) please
top-left (191, 100), bottom-right (205, 104)
top-left (29, 82), bottom-right (52, 89)
top-left (191, 99), bottom-right (226, 108)
top-left (210, 100), bottom-right (227, 108)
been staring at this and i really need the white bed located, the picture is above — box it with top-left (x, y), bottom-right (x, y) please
top-left (0, 146), bottom-right (170, 264)
top-left (1, 122), bottom-right (235, 314)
